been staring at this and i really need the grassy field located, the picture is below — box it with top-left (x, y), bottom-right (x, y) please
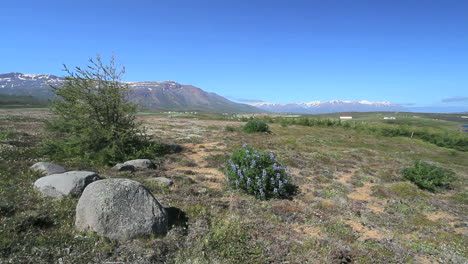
top-left (0, 109), bottom-right (467, 263)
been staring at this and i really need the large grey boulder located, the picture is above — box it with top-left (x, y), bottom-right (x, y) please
top-left (75, 179), bottom-right (168, 240)
top-left (34, 171), bottom-right (100, 199)
top-left (123, 159), bottom-right (156, 169)
top-left (31, 162), bottom-right (66, 175)
top-left (112, 163), bottom-right (136, 172)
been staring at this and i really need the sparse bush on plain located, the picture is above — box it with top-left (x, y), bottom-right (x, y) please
top-left (225, 125), bottom-right (236, 132)
top-left (242, 120), bottom-right (270, 133)
top-left (42, 55), bottom-right (165, 165)
top-left (226, 144), bottom-right (293, 200)
top-left (402, 161), bottom-right (456, 192)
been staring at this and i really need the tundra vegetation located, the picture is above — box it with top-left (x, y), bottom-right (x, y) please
top-left (0, 62), bottom-right (467, 263)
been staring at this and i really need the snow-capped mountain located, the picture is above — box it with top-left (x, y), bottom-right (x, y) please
top-left (0, 72), bottom-right (262, 113)
top-left (0, 72), bottom-right (63, 98)
top-left (247, 100), bottom-right (403, 113)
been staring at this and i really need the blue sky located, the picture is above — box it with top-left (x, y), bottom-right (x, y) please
top-left (1, 0), bottom-right (467, 108)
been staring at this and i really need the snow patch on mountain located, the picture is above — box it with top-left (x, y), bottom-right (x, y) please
top-left (247, 100), bottom-right (402, 114)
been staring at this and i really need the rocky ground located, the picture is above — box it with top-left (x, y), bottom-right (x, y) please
top-left (0, 110), bottom-right (467, 263)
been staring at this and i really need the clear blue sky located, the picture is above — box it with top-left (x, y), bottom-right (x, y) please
top-left (1, 0), bottom-right (467, 108)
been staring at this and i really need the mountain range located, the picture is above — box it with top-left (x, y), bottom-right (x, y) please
top-left (0, 72), bottom-right (261, 113)
top-left (2, 72), bottom-right (462, 114)
top-left (246, 100), bottom-right (404, 114)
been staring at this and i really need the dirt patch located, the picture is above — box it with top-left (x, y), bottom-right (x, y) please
top-left (337, 171), bottom-right (354, 185)
top-left (367, 203), bottom-right (385, 214)
top-left (291, 223), bottom-right (323, 238)
top-left (167, 142), bottom-right (227, 190)
top-left (424, 211), bottom-right (456, 222)
top-left (344, 219), bottom-right (386, 241)
top-left (413, 255), bottom-right (438, 264)
top-left (347, 182), bottom-right (375, 201)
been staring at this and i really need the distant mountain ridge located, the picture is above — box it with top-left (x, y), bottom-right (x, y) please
top-left (247, 100), bottom-right (404, 113)
top-left (0, 72), bottom-right (262, 113)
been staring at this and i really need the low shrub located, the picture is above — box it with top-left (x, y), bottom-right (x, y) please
top-left (242, 120), bottom-right (270, 133)
top-left (225, 125), bottom-right (236, 132)
top-left (41, 130), bottom-right (168, 165)
top-left (226, 144), bottom-right (293, 200)
top-left (402, 161), bottom-right (456, 192)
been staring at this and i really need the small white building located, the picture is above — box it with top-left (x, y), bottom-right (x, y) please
top-left (339, 115), bottom-right (353, 120)
top-left (383, 117), bottom-right (396, 120)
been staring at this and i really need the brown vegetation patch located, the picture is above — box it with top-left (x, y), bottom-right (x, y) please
top-left (291, 223), bottom-right (323, 238)
top-left (166, 142), bottom-right (227, 189)
top-left (367, 203), bottom-right (385, 214)
top-left (424, 211), bottom-right (457, 222)
top-left (347, 182), bottom-right (376, 201)
top-left (336, 170), bottom-right (355, 185)
top-left (344, 219), bottom-right (386, 241)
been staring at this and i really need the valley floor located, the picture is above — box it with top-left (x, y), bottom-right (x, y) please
top-left (0, 110), bottom-right (467, 263)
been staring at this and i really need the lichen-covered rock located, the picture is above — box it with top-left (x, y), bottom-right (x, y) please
top-left (112, 163), bottom-right (136, 172)
top-left (123, 159), bottom-right (156, 169)
top-left (34, 171), bottom-right (100, 199)
top-left (75, 179), bottom-right (168, 240)
top-left (31, 162), bottom-right (66, 175)
top-left (149, 177), bottom-right (173, 187)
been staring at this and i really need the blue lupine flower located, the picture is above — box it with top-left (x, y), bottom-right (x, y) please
top-left (276, 173), bottom-right (281, 179)
top-left (273, 188), bottom-right (278, 194)
top-left (259, 189), bottom-right (265, 197)
top-left (247, 178), bottom-right (251, 187)
top-left (242, 143), bottom-right (248, 148)
top-left (271, 177), bottom-right (275, 185)
top-left (270, 152), bottom-right (277, 162)
top-left (229, 161), bottom-right (236, 171)
top-left (237, 170), bottom-right (243, 179)
top-left (278, 180), bottom-right (283, 189)
top-left (235, 179), bottom-right (239, 186)
top-left (262, 169), bottom-right (267, 178)
top-left (284, 179), bottom-right (288, 184)
top-left (250, 160), bottom-right (256, 169)
top-left (256, 179), bottom-right (262, 186)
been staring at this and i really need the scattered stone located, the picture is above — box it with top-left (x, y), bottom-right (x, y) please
top-left (149, 177), bottom-right (173, 187)
top-left (75, 178), bottom-right (168, 240)
top-left (123, 159), bottom-right (156, 169)
top-left (112, 163), bottom-right (136, 172)
top-left (34, 171), bottom-right (100, 199)
top-left (196, 187), bottom-right (208, 194)
top-left (31, 162), bottom-right (66, 175)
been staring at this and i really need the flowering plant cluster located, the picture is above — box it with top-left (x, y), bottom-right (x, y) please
top-left (226, 144), bottom-right (292, 200)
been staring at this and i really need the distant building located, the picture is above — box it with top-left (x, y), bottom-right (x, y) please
top-left (383, 117), bottom-right (396, 120)
top-left (339, 115), bottom-right (352, 120)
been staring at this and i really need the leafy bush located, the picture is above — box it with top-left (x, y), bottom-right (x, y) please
top-left (402, 161), bottom-right (456, 192)
top-left (242, 120), bottom-right (270, 133)
top-left (225, 125), bottom-right (236, 132)
top-left (226, 144), bottom-right (292, 200)
top-left (42, 55), bottom-right (166, 165)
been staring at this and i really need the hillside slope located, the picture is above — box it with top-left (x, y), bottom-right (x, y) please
top-left (0, 72), bottom-right (262, 113)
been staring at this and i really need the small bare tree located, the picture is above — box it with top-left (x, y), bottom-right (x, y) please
top-left (44, 55), bottom-right (162, 164)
